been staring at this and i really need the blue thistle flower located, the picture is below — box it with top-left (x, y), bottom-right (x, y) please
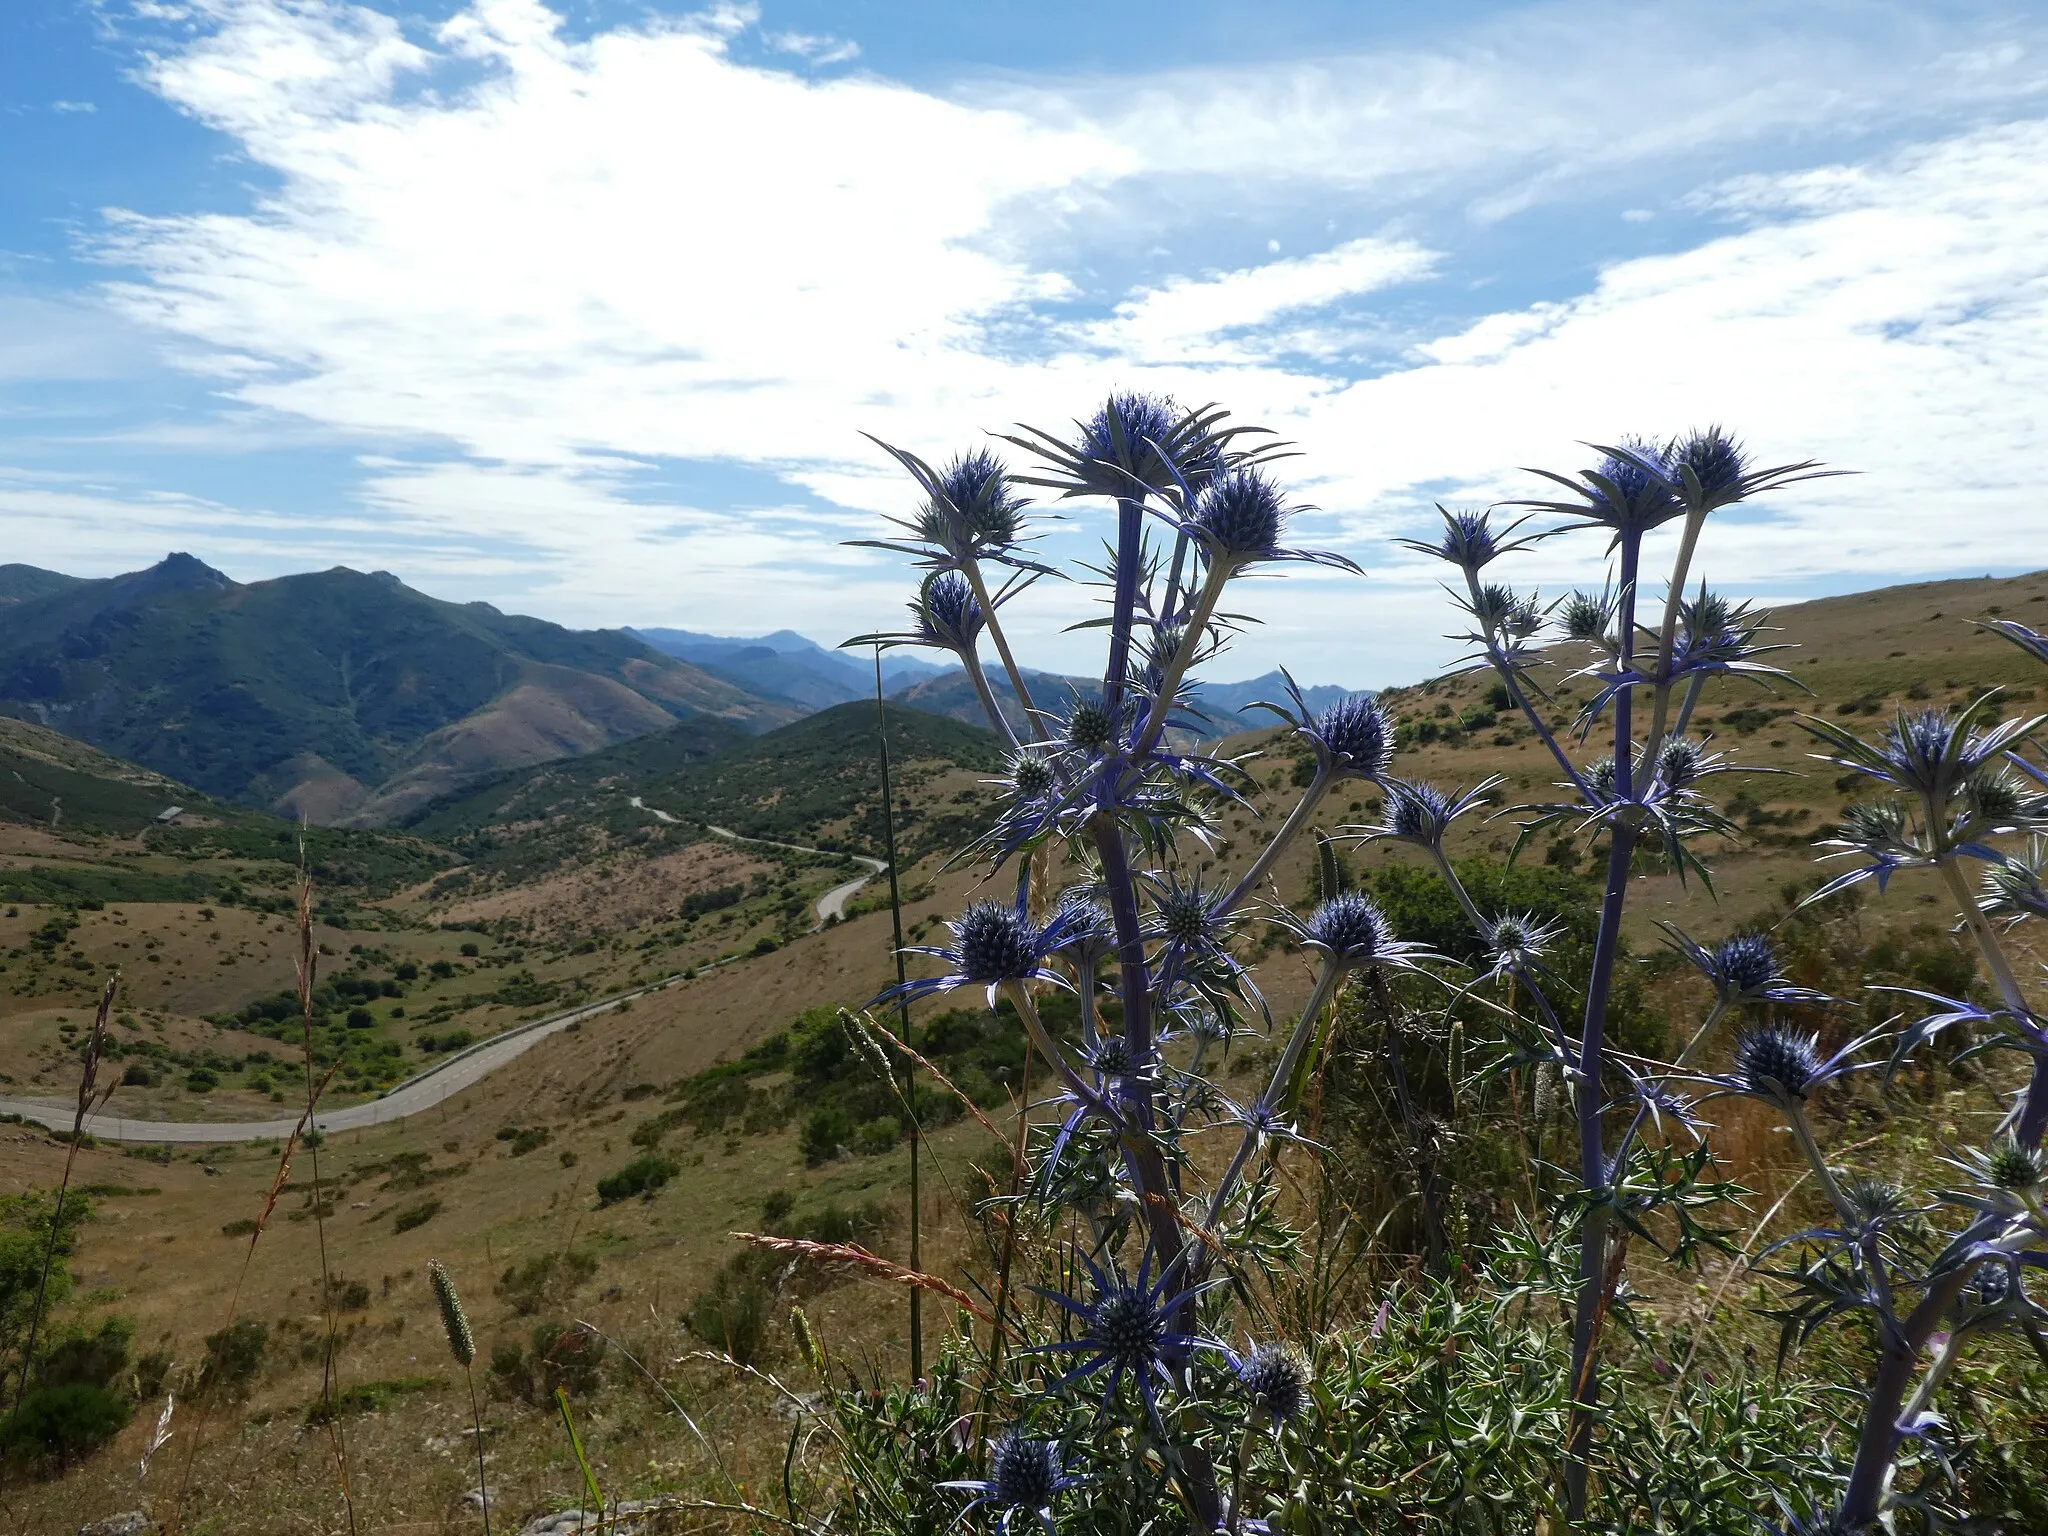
top-left (1145, 872), bottom-right (1233, 955)
top-left (1304, 695), bottom-right (1393, 781)
top-left (1512, 436), bottom-right (1686, 539)
top-left (1192, 466), bottom-right (1286, 559)
top-left (915, 571), bottom-right (984, 651)
top-left (1081, 391), bottom-right (1183, 487)
top-left (928, 446), bottom-right (1026, 553)
top-left (1655, 736), bottom-right (1709, 790)
top-left (1230, 1343), bottom-right (1311, 1422)
top-left (1667, 426), bottom-right (1748, 503)
top-left (1294, 892), bottom-right (1426, 971)
top-left (879, 894), bottom-right (1076, 1008)
top-left (1560, 590), bottom-right (1611, 643)
top-left (1705, 1023), bottom-right (1879, 1109)
top-left (1351, 777), bottom-right (1496, 852)
top-left (1657, 925), bottom-right (1829, 1007)
top-left (1050, 889), bottom-right (1116, 960)
top-left (1483, 911), bottom-right (1562, 978)
top-left (1002, 749), bottom-right (1055, 803)
top-left (1397, 506), bottom-right (1542, 573)
top-left (939, 1429), bottom-right (1084, 1534)
top-left (1029, 1247), bottom-right (1223, 1416)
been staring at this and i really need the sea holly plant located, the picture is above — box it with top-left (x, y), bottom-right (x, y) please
top-left (1756, 624), bottom-right (2048, 1533)
top-left (1388, 429), bottom-right (1838, 1521)
top-left (852, 394), bottom-right (1417, 1532)
top-left (849, 404), bottom-right (2003, 1531)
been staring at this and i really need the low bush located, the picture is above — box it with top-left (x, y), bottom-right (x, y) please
top-left (594, 1154), bottom-right (677, 1205)
top-left (0, 1384), bottom-right (130, 1474)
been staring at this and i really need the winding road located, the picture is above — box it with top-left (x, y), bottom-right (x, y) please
top-left (628, 797), bottom-right (887, 929)
top-left (0, 805), bottom-right (893, 1145)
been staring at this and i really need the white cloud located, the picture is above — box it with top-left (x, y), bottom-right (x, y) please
top-left (1088, 238), bottom-right (1435, 364)
top-left (48, 0), bottom-right (2048, 683)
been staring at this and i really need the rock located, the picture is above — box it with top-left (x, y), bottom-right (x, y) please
top-left (515, 1497), bottom-right (686, 1535)
top-left (79, 1515), bottom-right (154, 1536)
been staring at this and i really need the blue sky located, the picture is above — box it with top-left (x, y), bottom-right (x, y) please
top-left (4, 1), bottom-right (2047, 684)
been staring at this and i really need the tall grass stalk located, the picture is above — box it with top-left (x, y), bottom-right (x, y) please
top-left (430, 1261), bottom-right (491, 1536)
top-left (873, 650), bottom-right (923, 1381)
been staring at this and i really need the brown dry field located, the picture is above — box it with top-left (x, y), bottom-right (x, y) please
top-left (2, 570), bottom-right (2046, 1532)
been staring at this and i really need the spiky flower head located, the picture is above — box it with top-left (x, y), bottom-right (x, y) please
top-left (1967, 768), bottom-right (2029, 823)
top-left (1484, 911), bottom-right (1559, 976)
top-left (1668, 426), bottom-right (1748, 503)
top-left (1029, 1248), bottom-right (1221, 1413)
top-left (1560, 590), bottom-right (1610, 643)
top-left (1657, 736), bottom-right (1708, 790)
top-left (1838, 800), bottom-right (1908, 848)
top-left (428, 1260), bottom-right (474, 1367)
top-left (955, 902), bottom-right (1043, 985)
top-left (1588, 437), bottom-right (1683, 531)
top-left (1192, 467), bottom-right (1288, 560)
top-left (1986, 1138), bottom-right (2045, 1191)
top-left (1090, 1035), bottom-right (1134, 1078)
top-left (1981, 842), bottom-right (2048, 922)
top-left (1403, 506), bottom-right (1538, 572)
top-left (1233, 1343), bottom-right (1311, 1422)
top-left (1303, 892), bottom-right (1394, 965)
top-left (1064, 698), bottom-right (1116, 755)
top-left (1965, 1264), bottom-right (2018, 1316)
top-left (1079, 391), bottom-right (1185, 492)
top-left (1307, 695), bottom-right (1393, 781)
top-left (1149, 875), bottom-right (1231, 954)
top-left (1587, 755), bottom-right (1619, 799)
top-left (1005, 749), bottom-right (1055, 802)
top-left (1732, 1025), bottom-right (1824, 1100)
top-left (1712, 933), bottom-right (1780, 999)
top-left (1841, 1175), bottom-right (1911, 1225)
top-left (923, 446), bottom-right (1026, 553)
top-left (989, 1432), bottom-right (1062, 1513)
top-left (913, 571), bottom-right (985, 652)
top-left (940, 1428), bottom-right (1083, 1533)
top-left (1052, 890), bottom-right (1115, 955)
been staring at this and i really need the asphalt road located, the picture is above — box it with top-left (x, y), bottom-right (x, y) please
top-left (0, 804), bottom-right (896, 1146)
top-left (0, 976), bottom-right (684, 1144)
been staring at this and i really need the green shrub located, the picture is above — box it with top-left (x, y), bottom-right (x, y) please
top-left (595, 1154), bottom-right (678, 1205)
top-left (392, 1199), bottom-right (441, 1233)
top-left (852, 1116), bottom-right (901, 1156)
top-left (488, 1323), bottom-right (607, 1404)
top-left (195, 1320), bottom-right (267, 1400)
top-left (0, 1384), bottom-right (130, 1473)
top-left (220, 1218), bottom-right (258, 1237)
top-left (799, 1106), bottom-right (853, 1165)
top-left (497, 1250), bottom-right (599, 1316)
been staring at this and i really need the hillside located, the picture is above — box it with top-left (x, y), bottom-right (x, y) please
top-left (0, 556), bottom-right (796, 827)
top-left (6, 569), bottom-right (2048, 1533)
top-left (630, 626), bottom-right (952, 707)
top-left (403, 701), bottom-right (1002, 918)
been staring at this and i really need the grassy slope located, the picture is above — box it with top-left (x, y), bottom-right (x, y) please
top-left (8, 570), bottom-right (2048, 1530)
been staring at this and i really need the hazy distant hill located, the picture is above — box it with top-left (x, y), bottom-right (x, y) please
top-left (891, 663), bottom-right (1356, 739)
top-left (0, 556), bottom-right (796, 826)
top-left (630, 626), bottom-right (952, 709)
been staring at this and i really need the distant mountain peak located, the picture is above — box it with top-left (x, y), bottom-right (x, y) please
top-left (146, 551), bottom-right (234, 590)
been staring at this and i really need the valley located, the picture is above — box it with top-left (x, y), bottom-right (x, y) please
top-left (1, 567), bottom-right (2045, 1533)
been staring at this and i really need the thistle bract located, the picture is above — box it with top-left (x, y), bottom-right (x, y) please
top-left (956, 902), bottom-right (1043, 985)
top-left (1732, 1025), bottom-right (1823, 1100)
top-left (1193, 467), bottom-right (1286, 560)
top-left (915, 571), bottom-right (984, 651)
top-left (1233, 1343), bottom-right (1311, 1422)
top-left (1304, 892), bottom-right (1392, 963)
top-left (1065, 699), bottom-right (1115, 754)
top-left (1986, 1139), bottom-right (2044, 1190)
top-left (1309, 696), bottom-right (1392, 780)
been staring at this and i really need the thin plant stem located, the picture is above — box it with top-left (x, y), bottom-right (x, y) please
top-left (464, 1366), bottom-right (492, 1536)
top-left (6, 977), bottom-right (116, 1426)
top-left (960, 559), bottom-right (1041, 740)
top-left (874, 651), bottom-right (923, 1381)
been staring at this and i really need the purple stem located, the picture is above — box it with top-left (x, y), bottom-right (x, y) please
top-left (1563, 525), bottom-right (1642, 1522)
